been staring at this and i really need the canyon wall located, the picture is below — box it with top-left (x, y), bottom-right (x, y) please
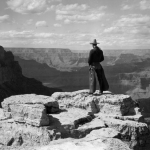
top-left (0, 46), bottom-right (62, 106)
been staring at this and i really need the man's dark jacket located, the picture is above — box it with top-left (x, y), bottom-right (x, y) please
top-left (88, 46), bottom-right (104, 65)
top-left (88, 46), bottom-right (109, 92)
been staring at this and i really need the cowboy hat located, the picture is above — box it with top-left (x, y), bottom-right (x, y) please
top-left (90, 39), bottom-right (100, 44)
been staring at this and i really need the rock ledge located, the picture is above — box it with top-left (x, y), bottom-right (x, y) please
top-left (0, 90), bottom-right (149, 150)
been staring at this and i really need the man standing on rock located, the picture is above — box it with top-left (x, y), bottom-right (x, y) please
top-left (88, 39), bottom-right (109, 94)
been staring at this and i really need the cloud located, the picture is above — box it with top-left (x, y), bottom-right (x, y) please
top-left (0, 15), bottom-right (10, 23)
top-left (26, 19), bottom-right (33, 25)
top-left (139, 0), bottom-right (150, 10)
top-left (0, 30), bottom-right (97, 47)
top-left (0, 30), bottom-right (34, 39)
top-left (54, 23), bottom-right (62, 27)
top-left (55, 4), bottom-right (107, 24)
top-left (35, 21), bottom-right (48, 27)
top-left (117, 14), bottom-right (150, 27)
top-left (102, 14), bottom-right (150, 48)
top-left (104, 27), bottom-right (123, 34)
top-left (121, 0), bottom-right (150, 11)
top-left (104, 14), bottom-right (150, 34)
top-left (6, 0), bottom-right (61, 14)
top-left (1, 29), bottom-right (150, 49)
top-left (121, 4), bottom-right (132, 10)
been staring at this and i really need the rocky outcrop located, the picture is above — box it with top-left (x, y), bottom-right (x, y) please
top-left (0, 46), bottom-right (62, 106)
top-left (2, 94), bottom-right (59, 126)
top-left (52, 90), bottom-right (138, 116)
top-left (0, 90), bottom-right (150, 150)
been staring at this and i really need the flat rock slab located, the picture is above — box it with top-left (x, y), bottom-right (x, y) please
top-left (86, 128), bottom-right (120, 139)
top-left (49, 108), bottom-right (91, 127)
top-left (48, 108), bottom-right (95, 138)
top-left (2, 94), bottom-right (59, 113)
top-left (52, 90), bottom-right (136, 116)
top-left (1, 94), bottom-right (60, 126)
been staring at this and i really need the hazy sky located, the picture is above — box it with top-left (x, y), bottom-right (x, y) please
top-left (0, 0), bottom-right (150, 50)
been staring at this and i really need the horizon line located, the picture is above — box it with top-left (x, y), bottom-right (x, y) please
top-left (4, 47), bottom-right (150, 51)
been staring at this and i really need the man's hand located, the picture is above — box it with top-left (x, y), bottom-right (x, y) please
top-left (89, 65), bottom-right (95, 70)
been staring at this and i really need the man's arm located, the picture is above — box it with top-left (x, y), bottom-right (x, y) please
top-left (88, 50), bottom-right (92, 65)
top-left (100, 50), bottom-right (104, 62)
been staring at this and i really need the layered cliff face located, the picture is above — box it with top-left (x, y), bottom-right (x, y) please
top-left (6, 48), bottom-right (150, 71)
top-left (5, 48), bottom-right (89, 71)
top-left (0, 46), bottom-right (62, 107)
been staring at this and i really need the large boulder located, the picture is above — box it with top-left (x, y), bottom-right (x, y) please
top-left (1, 94), bottom-right (59, 126)
top-left (2, 94), bottom-right (59, 111)
top-left (52, 90), bottom-right (138, 116)
top-left (0, 94), bottom-right (62, 147)
top-left (9, 104), bottom-right (50, 126)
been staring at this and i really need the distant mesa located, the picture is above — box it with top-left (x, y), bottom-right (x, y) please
top-left (5, 48), bottom-right (150, 72)
top-left (5, 47), bottom-right (88, 71)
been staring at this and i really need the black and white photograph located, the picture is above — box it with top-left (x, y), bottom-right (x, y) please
top-left (0, 0), bottom-right (150, 149)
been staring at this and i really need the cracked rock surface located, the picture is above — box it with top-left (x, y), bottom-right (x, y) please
top-left (0, 90), bottom-right (150, 150)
